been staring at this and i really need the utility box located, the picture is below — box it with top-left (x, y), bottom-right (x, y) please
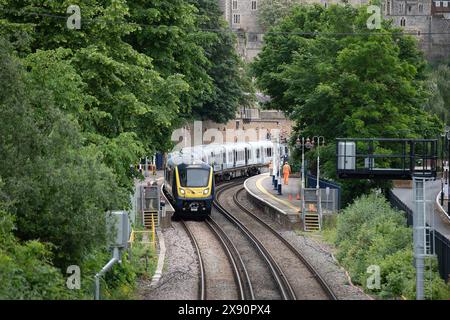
top-left (337, 141), bottom-right (356, 170)
top-left (106, 211), bottom-right (131, 249)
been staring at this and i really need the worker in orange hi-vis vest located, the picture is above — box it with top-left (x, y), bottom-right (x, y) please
top-left (283, 161), bottom-right (291, 185)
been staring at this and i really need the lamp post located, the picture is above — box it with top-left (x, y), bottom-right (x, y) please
top-left (272, 135), bottom-right (283, 195)
top-left (311, 136), bottom-right (325, 223)
top-left (295, 137), bottom-right (314, 218)
top-left (272, 135), bottom-right (281, 193)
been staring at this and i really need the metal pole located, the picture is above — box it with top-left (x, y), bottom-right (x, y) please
top-left (145, 157), bottom-right (149, 178)
top-left (302, 138), bottom-right (306, 218)
top-left (313, 136), bottom-right (324, 228)
top-left (273, 136), bottom-right (276, 187)
top-left (413, 177), bottom-right (426, 300)
top-left (94, 247), bottom-right (120, 300)
top-left (446, 133), bottom-right (450, 214)
top-left (277, 137), bottom-right (282, 195)
top-left (441, 134), bottom-right (445, 205)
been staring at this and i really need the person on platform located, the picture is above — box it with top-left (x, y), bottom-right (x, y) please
top-left (269, 160), bottom-right (273, 176)
top-left (283, 161), bottom-right (291, 185)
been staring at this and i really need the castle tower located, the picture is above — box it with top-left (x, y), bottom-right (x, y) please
top-left (384, 0), bottom-right (450, 61)
top-left (217, 0), bottom-right (450, 62)
top-left (217, 0), bottom-right (264, 61)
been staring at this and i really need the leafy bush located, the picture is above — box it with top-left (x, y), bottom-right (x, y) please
top-left (334, 193), bottom-right (450, 299)
top-left (0, 211), bottom-right (74, 299)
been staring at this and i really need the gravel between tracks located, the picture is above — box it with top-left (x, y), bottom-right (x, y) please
top-left (211, 209), bottom-right (282, 300)
top-left (238, 187), bottom-right (372, 300)
top-left (221, 185), bottom-right (328, 300)
top-left (138, 183), bottom-right (371, 300)
top-left (139, 222), bottom-right (199, 300)
top-left (185, 220), bottom-right (239, 300)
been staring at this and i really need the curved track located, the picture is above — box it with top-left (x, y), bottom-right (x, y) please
top-left (215, 180), bottom-right (338, 300)
top-left (214, 181), bottom-right (296, 300)
top-left (181, 218), bottom-right (253, 300)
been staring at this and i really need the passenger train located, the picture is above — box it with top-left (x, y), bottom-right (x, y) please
top-left (164, 140), bottom-right (288, 220)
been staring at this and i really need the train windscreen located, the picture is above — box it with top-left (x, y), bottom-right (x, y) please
top-left (180, 168), bottom-right (210, 187)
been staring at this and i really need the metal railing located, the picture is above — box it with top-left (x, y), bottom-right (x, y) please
top-left (388, 190), bottom-right (450, 281)
top-left (307, 175), bottom-right (342, 211)
top-left (337, 138), bottom-right (438, 180)
top-left (128, 227), bottom-right (156, 250)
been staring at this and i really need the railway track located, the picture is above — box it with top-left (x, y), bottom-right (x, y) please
top-left (213, 181), bottom-right (296, 300)
top-left (181, 217), bottom-right (254, 300)
top-left (215, 180), bottom-right (338, 300)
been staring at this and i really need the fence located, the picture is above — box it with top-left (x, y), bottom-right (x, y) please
top-left (387, 190), bottom-right (450, 282)
top-left (307, 175), bottom-right (342, 210)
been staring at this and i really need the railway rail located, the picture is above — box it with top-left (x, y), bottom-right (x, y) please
top-left (171, 178), bottom-right (337, 300)
top-left (213, 181), bottom-right (296, 300)
top-left (215, 180), bottom-right (338, 300)
top-left (181, 217), bottom-right (254, 300)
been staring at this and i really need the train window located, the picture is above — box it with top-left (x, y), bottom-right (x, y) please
top-left (256, 149), bottom-right (260, 158)
top-left (179, 168), bottom-right (210, 187)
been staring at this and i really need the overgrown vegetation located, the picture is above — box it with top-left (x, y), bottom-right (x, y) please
top-left (327, 194), bottom-right (450, 299)
top-left (0, 0), bottom-right (248, 299)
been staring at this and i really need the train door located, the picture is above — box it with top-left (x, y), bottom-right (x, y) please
top-left (222, 149), bottom-right (226, 172)
top-left (245, 148), bottom-right (249, 166)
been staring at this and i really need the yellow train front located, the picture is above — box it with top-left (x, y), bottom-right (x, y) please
top-left (164, 160), bottom-right (215, 220)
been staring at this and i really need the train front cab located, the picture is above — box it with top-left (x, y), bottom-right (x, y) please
top-left (173, 163), bottom-right (214, 220)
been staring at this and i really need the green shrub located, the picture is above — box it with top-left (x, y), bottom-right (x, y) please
top-left (334, 193), bottom-right (450, 299)
top-left (0, 211), bottom-right (74, 299)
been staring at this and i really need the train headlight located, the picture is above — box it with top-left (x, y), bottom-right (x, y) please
top-left (179, 188), bottom-right (185, 195)
top-left (203, 188), bottom-right (209, 195)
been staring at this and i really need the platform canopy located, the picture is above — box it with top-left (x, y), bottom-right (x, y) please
top-left (336, 138), bottom-right (437, 180)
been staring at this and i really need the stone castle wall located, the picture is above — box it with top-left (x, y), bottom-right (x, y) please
top-left (217, 0), bottom-right (450, 62)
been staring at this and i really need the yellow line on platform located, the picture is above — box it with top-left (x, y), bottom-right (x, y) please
top-left (255, 176), bottom-right (300, 212)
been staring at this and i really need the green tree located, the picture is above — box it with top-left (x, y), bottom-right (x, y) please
top-left (127, 0), bottom-right (251, 124)
top-left (0, 210), bottom-right (72, 299)
top-left (425, 64), bottom-right (450, 124)
top-left (252, 4), bottom-right (441, 202)
top-left (258, 0), bottom-right (298, 31)
top-left (189, 0), bottom-right (253, 122)
top-left (1, 0), bottom-right (188, 188)
top-left (0, 36), bottom-right (127, 267)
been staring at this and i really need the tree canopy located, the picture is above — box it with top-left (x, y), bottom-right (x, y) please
top-left (0, 0), bottom-right (251, 298)
top-left (252, 4), bottom-right (442, 201)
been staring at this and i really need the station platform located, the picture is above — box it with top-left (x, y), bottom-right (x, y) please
top-left (244, 173), bottom-right (303, 227)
